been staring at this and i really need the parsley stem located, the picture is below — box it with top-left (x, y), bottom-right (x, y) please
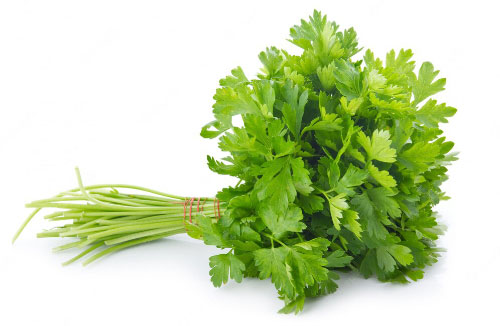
top-left (263, 233), bottom-right (287, 247)
top-left (13, 168), bottom-right (226, 265)
top-left (12, 208), bottom-right (40, 243)
top-left (82, 233), bottom-right (173, 266)
top-left (334, 126), bottom-right (354, 164)
top-left (104, 227), bottom-right (185, 245)
top-left (62, 242), bottom-right (105, 266)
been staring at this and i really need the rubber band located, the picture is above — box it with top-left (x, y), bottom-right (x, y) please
top-left (183, 198), bottom-right (188, 225)
top-left (182, 197), bottom-right (213, 227)
top-left (217, 199), bottom-right (221, 220)
top-left (188, 197), bottom-right (195, 223)
top-left (200, 198), bottom-right (206, 212)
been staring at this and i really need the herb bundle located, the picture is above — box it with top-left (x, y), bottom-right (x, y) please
top-left (14, 10), bottom-right (457, 313)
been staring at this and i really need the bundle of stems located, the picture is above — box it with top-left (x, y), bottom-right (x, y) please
top-left (12, 168), bottom-right (224, 265)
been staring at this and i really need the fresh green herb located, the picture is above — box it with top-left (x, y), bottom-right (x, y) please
top-left (14, 10), bottom-right (457, 313)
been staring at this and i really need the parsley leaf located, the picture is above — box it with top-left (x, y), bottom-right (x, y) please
top-left (209, 252), bottom-right (246, 287)
top-left (357, 129), bottom-right (397, 163)
top-left (410, 62), bottom-right (446, 105)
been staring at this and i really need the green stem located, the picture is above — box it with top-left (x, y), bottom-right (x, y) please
top-left (12, 208), bottom-right (41, 243)
top-left (263, 233), bottom-right (287, 247)
top-left (104, 227), bottom-right (185, 245)
top-left (63, 242), bottom-right (105, 266)
top-left (13, 167), bottom-right (226, 266)
top-left (82, 233), bottom-right (173, 266)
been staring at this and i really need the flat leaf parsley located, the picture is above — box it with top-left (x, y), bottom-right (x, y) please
top-left (15, 10), bottom-right (457, 314)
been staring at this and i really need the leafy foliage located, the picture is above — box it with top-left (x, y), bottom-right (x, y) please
top-left (195, 10), bottom-right (456, 313)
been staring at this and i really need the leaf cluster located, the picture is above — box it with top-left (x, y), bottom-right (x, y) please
top-left (194, 10), bottom-right (456, 313)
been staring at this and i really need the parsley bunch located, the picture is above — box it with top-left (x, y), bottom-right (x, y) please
top-left (14, 10), bottom-right (456, 313)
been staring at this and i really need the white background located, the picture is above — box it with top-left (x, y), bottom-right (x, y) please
top-left (1, 0), bottom-right (499, 325)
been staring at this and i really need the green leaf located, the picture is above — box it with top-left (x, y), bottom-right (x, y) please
top-left (406, 269), bottom-right (424, 281)
top-left (360, 249), bottom-right (378, 278)
top-left (329, 202), bottom-right (343, 231)
top-left (254, 243), bottom-right (329, 305)
top-left (318, 156), bottom-right (340, 189)
top-left (272, 137), bottom-right (295, 157)
top-left (253, 157), bottom-right (295, 215)
top-left (253, 80), bottom-right (276, 117)
top-left (333, 59), bottom-right (363, 100)
top-left (334, 164), bottom-right (368, 196)
top-left (290, 157), bottom-right (314, 195)
top-left (330, 193), bottom-right (349, 210)
top-left (213, 84), bottom-right (260, 117)
top-left (293, 237), bottom-right (330, 253)
top-left (387, 244), bottom-right (414, 266)
top-left (385, 49), bottom-right (415, 76)
top-left (364, 49), bottom-right (383, 71)
top-left (351, 192), bottom-right (388, 239)
top-left (340, 96), bottom-right (363, 115)
top-left (374, 244), bottom-right (414, 274)
top-left (281, 80), bottom-right (309, 139)
top-left (326, 249), bottom-right (353, 268)
top-left (337, 27), bottom-right (361, 58)
top-left (243, 114), bottom-right (269, 146)
top-left (416, 99), bottom-right (457, 128)
top-left (209, 253), bottom-right (246, 287)
top-left (305, 271), bottom-right (339, 298)
top-left (254, 247), bottom-right (295, 298)
top-left (317, 63), bottom-right (336, 91)
top-left (258, 46), bottom-right (284, 78)
top-left (366, 187), bottom-right (401, 218)
top-left (219, 66), bottom-right (249, 87)
top-left (399, 141), bottom-right (441, 173)
top-left (410, 62), bottom-right (446, 105)
top-left (376, 247), bottom-right (397, 272)
top-left (300, 115), bottom-right (343, 136)
top-left (298, 193), bottom-right (325, 214)
top-left (366, 69), bottom-right (387, 91)
top-left (279, 296), bottom-right (305, 315)
top-left (343, 209), bottom-right (363, 238)
top-left (367, 162), bottom-right (397, 188)
top-left (258, 203), bottom-right (306, 237)
top-left (207, 156), bottom-right (241, 177)
top-left (328, 193), bottom-right (348, 231)
top-left (289, 10), bottom-right (332, 50)
top-left (218, 127), bottom-right (258, 153)
top-left (357, 129), bottom-right (396, 163)
top-left (287, 246), bottom-right (329, 288)
top-left (200, 117), bottom-right (232, 139)
top-left (196, 215), bottom-right (227, 248)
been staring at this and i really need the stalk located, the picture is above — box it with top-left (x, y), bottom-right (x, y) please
top-left (12, 168), bottom-right (225, 265)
